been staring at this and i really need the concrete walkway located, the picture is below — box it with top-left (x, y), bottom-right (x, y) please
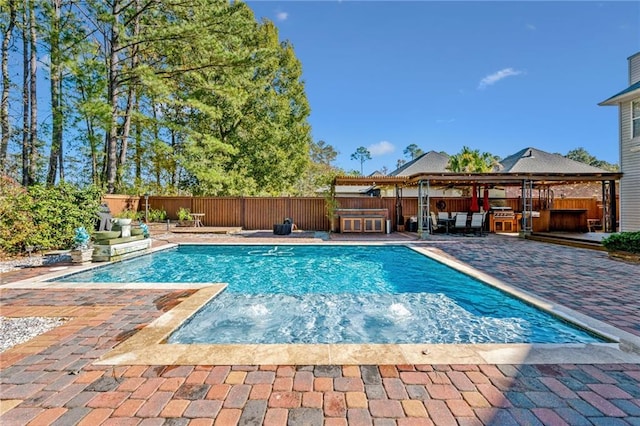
top-left (1, 233), bottom-right (639, 425)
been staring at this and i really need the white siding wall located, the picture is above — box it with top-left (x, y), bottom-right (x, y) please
top-left (629, 53), bottom-right (640, 84)
top-left (620, 99), bottom-right (640, 231)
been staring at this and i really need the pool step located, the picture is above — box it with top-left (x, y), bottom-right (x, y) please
top-left (526, 233), bottom-right (606, 251)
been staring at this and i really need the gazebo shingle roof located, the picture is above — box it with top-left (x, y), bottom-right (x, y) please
top-left (389, 151), bottom-right (449, 176)
top-left (497, 147), bottom-right (610, 174)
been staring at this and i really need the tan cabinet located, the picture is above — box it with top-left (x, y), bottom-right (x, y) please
top-left (341, 217), bottom-right (362, 232)
top-left (364, 217), bottom-right (384, 232)
top-left (340, 215), bottom-right (385, 233)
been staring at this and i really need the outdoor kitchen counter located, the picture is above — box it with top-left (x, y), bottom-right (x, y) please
top-left (548, 209), bottom-right (588, 232)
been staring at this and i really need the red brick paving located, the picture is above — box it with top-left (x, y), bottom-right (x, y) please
top-left (1, 236), bottom-right (640, 424)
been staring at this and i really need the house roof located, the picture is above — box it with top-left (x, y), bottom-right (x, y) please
top-left (497, 147), bottom-right (610, 174)
top-left (599, 80), bottom-right (640, 106)
top-left (332, 185), bottom-right (376, 194)
top-left (389, 151), bottom-right (449, 176)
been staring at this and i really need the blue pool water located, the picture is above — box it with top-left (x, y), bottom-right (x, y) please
top-left (57, 245), bottom-right (603, 344)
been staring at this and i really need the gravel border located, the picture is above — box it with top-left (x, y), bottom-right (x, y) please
top-left (0, 316), bottom-right (67, 353)
top-left (0, 253), bottom-right (71, 273)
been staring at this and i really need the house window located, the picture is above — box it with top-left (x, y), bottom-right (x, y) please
top-left (633, 100), bottom-right (640, 138)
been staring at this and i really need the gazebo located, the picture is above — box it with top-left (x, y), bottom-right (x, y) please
top-left (332, 147), bottom-right (621, 235)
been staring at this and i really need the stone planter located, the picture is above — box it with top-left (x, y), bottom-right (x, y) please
top-left (114, 218), bottom-right (132, 226)
top-left (608, 250), bottom-right (640, 264)
top-left (70, 249), bottom-right (93, 264)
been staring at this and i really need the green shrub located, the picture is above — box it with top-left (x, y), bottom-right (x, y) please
top-left (116, 209), bottom-right (138, 219)
top-left (0, 181), bottom-right (102, 255)
top-left (148, 208), bottom-right (167, 222)
top-left (177, 207), bottom-right (192, 221)
top-left (602, 231), bottom-right (640, 254)
top-left (0, 179), bottom-right (34, 254)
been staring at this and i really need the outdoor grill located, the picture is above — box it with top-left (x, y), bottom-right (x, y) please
top-left (492, 208), bottom-right (515, 219)
top-left (490, 207), bottom-right (518, 232)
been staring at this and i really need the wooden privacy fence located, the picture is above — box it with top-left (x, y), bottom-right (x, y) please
top-left (147, 196), bottom-right (330, 231)
top-left (103, 195), bottom-right (605, 232)
top-left (101, 195), bottom-right (140, 215)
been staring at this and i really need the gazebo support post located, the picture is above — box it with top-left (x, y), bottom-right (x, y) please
top-left (395, 185), bottom-right (403, 232)
top-left (602, 180), bottom-right (617, 233)
top-left (609, 180), bottom-right (617, 233)
top-left (520, 179), bottom-right (533, 236)
top-left (418, 179), bottom-right (430, 238)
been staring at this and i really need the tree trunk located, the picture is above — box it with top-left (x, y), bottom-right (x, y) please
top-left (134, 96), bottom-right (141, 182)
top-left (21, 6), bottom-right (29, 186)
top-left (152, 102), bottom-right (160, 186)
top-left (47, 0), bottom-right (63, 186)
top-left (171, 129), bottom-right (178, 187)
top-left (28, 0), bottom-right (38, 185)
top-left (105, 1), bottom-right (120, 194)
top-left (0, 0), bottom-right (16, 170)
top-left (116, 0), bottom-right (141, 189)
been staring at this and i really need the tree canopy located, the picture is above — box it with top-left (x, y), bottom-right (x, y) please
top-left (0, 0), bottom-right (313, 196)
top-left (565, 147), bottom-right (619, 172)
top-left (350, 146), bottom-right (371, 175)
top-left (403, 144), bottom-right (424, 161)
top-left (446, 146), bottom-right (499, 173)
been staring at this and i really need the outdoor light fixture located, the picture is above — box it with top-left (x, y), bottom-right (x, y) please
top-left (144, 193), bottom-right (150, 223)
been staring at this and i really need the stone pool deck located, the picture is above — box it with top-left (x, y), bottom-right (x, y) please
top-left (1, 232), bottom-right (639, 425)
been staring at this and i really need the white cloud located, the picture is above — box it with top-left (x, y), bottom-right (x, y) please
top-left (526, 23), bottom-right (536, 30)
top-left (436, 118), bottom-right (455, 124)
top-left (368, 140), bottom-right (395, 156)
top-left (276, 11), bottom-right (288, 21)
top-left (478, 68), bottom-right (523, 90)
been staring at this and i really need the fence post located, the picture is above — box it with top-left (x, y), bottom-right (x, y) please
top-left (241, 197), bottom-right (246, 229)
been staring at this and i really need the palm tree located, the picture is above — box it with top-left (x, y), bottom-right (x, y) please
top-left (447, 146), bottom-right (498, 173)
top-left (447, 146), bottom-right (499, 197)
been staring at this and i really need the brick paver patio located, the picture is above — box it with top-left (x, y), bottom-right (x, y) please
top-left (1, 233), bottom-right (639, 425)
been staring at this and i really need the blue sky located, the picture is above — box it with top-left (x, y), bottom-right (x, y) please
top-left (247, 1), bottom-right (640, 175)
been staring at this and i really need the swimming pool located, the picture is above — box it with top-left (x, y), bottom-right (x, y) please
top-left (57, 244), bottom-right (604, 345)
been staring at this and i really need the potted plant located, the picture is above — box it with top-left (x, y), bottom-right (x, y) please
top-left (324, 191), bottom-right (339, 233)
top-left (176, 207), bottom-right (194, 227)
top-left (114, 209), bottom-right (138, 226)
top-left (70, 227), bottom-right (93, 264)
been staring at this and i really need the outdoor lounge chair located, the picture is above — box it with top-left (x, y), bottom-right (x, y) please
top-left (273, 217), bottom-right (295, 235)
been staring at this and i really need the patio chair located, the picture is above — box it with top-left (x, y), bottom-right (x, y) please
top-left (437, 211), bottom-right (451, 233)
top-left (468, 212), bottom-right (486, 236)
top-left (429, 212), bottom-right (442, 234)
top-left (273, 217), bottom-right (293, 235)
top-left (452, 212), bottom-right (468, 233)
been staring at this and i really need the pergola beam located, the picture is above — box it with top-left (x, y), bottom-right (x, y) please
top-left (333, 172), bottom-right (622, 188)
